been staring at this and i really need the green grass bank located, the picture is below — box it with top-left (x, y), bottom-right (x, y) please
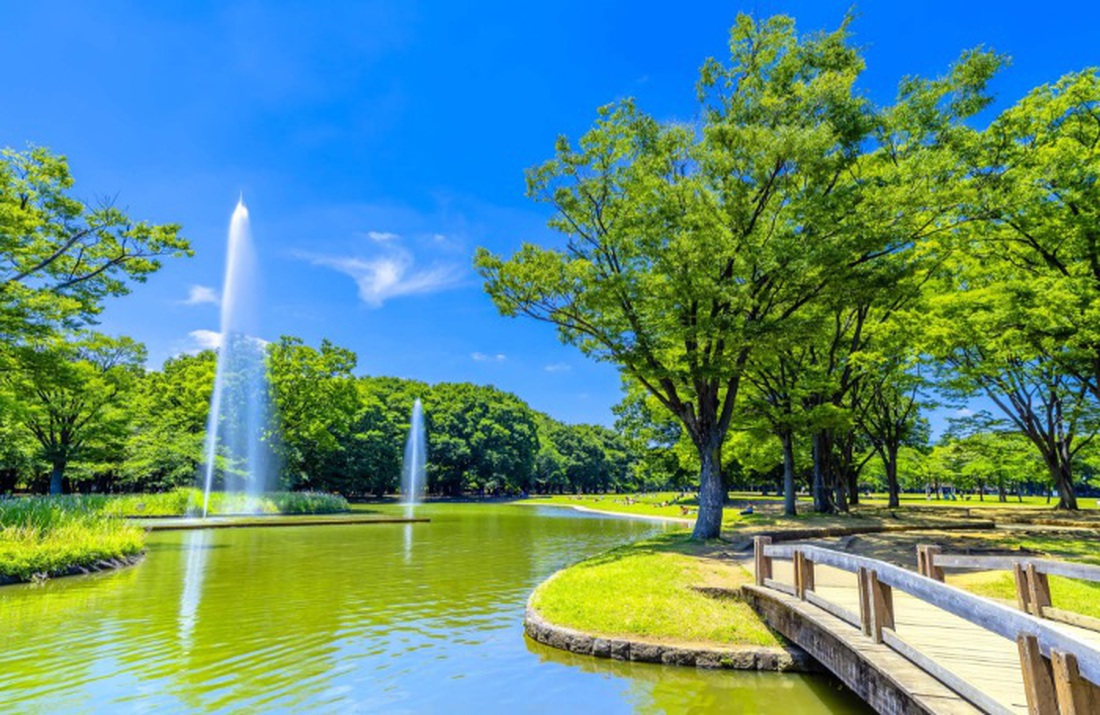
top-left (529, 532), bottom-right (780, 649)
top-left (0, 489), bottom-right (349, 583)
top-left (0, 497), bottom-right (145, 582)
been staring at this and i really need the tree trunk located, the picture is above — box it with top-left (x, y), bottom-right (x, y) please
top-left (847, 468), bottom-right (860, 506)
top-left (781, 430), bottom-right (796, 517)
top-left (833, 476), bottom-right (849, 513)
top-left (811, 432), bottom-right (830, 513)
top-left (50, 461), bottom-right (66, 495)
top-left (1046, 456), bottom-right (1078, 510)
top-left (884, 445), bottom-right (900, 509)
top-left (692, 443), bottom-right (725, 540)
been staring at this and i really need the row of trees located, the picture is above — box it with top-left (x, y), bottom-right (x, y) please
top-left (478, 12), bottom-right (1100, 537)
top-left (0, 334), bottom-right (637, 497)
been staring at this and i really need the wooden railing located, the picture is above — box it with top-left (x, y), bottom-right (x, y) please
top-left (755, 536), bottom-right (1100, 715)
top-left (918, 544), bottom-right (1100, 634)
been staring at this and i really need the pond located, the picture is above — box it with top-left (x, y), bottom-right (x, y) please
top-left (0, 504), bottom-right (867, 713)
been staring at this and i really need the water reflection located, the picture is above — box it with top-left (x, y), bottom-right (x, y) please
top-left (178, 529), bottom-right (210, 652)
top-left (402, 521), bottom-right (414, 563)
top-left (527, 639), bottom-right (869, 714)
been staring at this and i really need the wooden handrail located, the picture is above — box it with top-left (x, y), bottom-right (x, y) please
top-left (918, 546), bottom-right (1100, 636)
top-left (929, 553), bottom-right (1100, 583)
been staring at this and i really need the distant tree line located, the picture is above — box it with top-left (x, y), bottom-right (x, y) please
top-left (0, 335), bottom-right (645, 497)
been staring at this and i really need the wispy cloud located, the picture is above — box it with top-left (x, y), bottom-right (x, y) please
top-left (180, 285), bottom-right (219, 306)
top-left (188, 329), bottom-right (223, 351)
top-left (544, 362), bottom-right (571, 373)
top-left (299, 246), bottom-right (464, 308)
top-left (472, 352), bottom-right (506, 362)
top-left (367, 230), bottom-right (399, 242)
top-left (952, 408), bottom-right (976, 418)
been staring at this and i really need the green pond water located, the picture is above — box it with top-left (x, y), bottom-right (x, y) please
top-left (0, 504), bottom-right (868, 713)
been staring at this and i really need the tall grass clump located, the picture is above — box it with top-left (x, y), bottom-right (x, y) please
top-left (19, 489), bottom-right (351, 519)
top-left (269, 492), bottom-right (348, 514)
top-left (0, 497), bottom-right (145, 582)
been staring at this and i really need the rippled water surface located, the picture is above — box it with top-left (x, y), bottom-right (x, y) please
top-left (1, 504), bottom-right (867, 713)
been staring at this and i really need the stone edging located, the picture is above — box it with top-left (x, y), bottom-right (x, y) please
top-left (0, 552), bottom-right (145, 587)
top-left (524, 602), bottom-right (818, 672)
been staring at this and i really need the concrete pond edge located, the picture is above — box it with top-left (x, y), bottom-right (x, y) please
top-left (524, 600), bottom-right (819, 672)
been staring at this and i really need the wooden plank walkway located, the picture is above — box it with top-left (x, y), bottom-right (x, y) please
top-left (758, 559), bottom-right (1100, 714)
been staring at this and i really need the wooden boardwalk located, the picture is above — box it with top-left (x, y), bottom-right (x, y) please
top-left (745, 544), bottom-right (1100, 714)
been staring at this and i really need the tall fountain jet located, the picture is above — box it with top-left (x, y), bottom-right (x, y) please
top-left (200, 198), bottom-right (273, 517)
top-left (401, 398), bottom-right (426, 514)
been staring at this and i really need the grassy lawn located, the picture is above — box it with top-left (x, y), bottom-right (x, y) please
top-left (523, 491), bottom-right (1100, 524)
top-left (530, 532), bottom-right (781, 648)
top-left (858, 493), bottom-right (1099, 510)
top-left (521, 492), bottom-right (995, 537)
top-left (0, 498), bottom-right (145, 581)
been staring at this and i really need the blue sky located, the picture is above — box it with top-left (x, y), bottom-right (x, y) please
top-left (1, 1), bottom-right (1098, 427)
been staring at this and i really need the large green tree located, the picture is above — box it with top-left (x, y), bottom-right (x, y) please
top-left (3, 333), bottom-right (144, 493)
top-left (478, 15), bottom-right (876, 538)
top-left (926, 260), bottom-right (1098, 509)
top-left (0, 146), bottom-right (190, 338)
top-left (964, 70), bottom-right (1100, 398)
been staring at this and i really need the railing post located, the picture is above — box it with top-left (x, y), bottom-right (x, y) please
top-left (754, 536), bottom-right (772, 587)
top-left (1018, 633), bottom-right (1058, 715)
top-left (1014, 562), bottom-right (1033, 613)
top-left (917, 544), bottom-right (944, 582)
top-left (858, 566), bottom-right (871, 637)
top-left (867, 569), bottom-right (894, 644)
top-left (793, 549), bottom-right (815, 600)
top-left (1027, 563), bottom-right (1052, 618)
top-left (1051, 649), bottom-right (1097, 714)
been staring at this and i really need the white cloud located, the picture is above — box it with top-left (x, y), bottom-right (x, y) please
top-left (301, 248), bottom-right (464, 307)
top-left (180, 330), bottom-right (268, 355)
top-left (189, 329), bottom-right (222, 350)
top-left (952, 408), bottom-right (976, 418)
top-left (367, 231), bottom-right (399, 242)
top-left (181, 285), bottom-right (219, 306)
top-left (472, 352), bottom-right (506, 362)
top-left (544, 362), bottom-right (571, 372)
